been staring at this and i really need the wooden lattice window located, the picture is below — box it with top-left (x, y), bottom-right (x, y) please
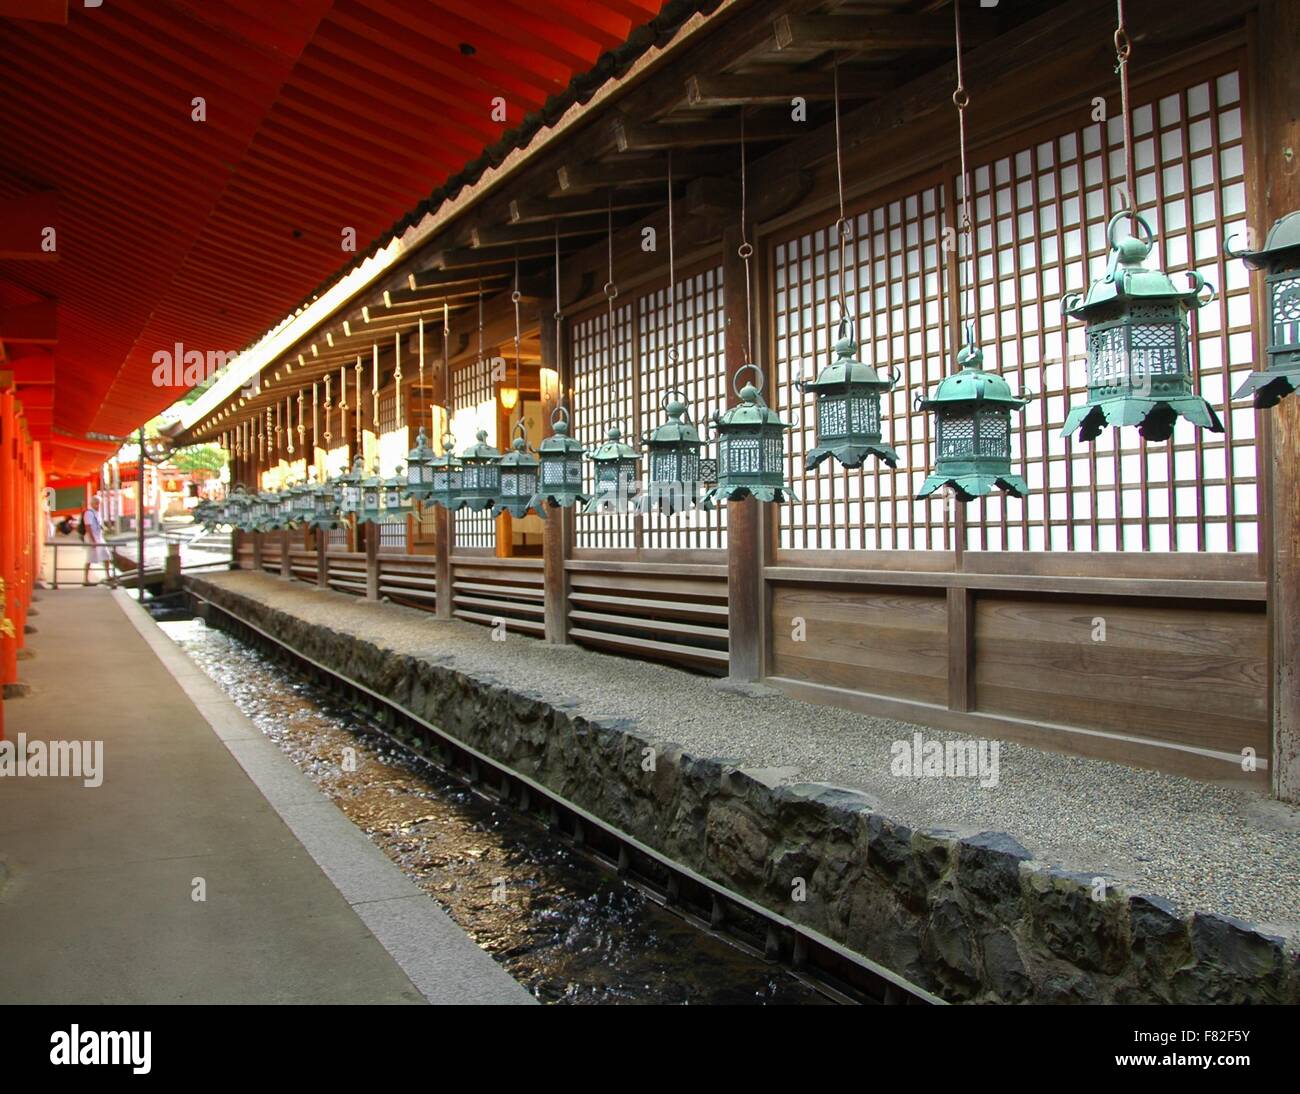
top-left (570, 265), bottom-right (727, 552)
top-left (451, 354), bottom-right (496, 550)
top-left (773, 180), bottom-right (954, 551)
top-left (571, 301), bottom-right (635, 549)
top-left (772, 64), bottom-right (1254, 556)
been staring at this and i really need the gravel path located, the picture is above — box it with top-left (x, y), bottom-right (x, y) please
top-left (200, 572), bottom-right (1300, 936)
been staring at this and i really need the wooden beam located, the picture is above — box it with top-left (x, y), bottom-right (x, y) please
top-left (683, 70), bottom-right (891, 109)
top-left (428, 243), bottom-right (557, 269)
top-left (408, 269), bottom-right (511, 292)
top-left (1259, 0), bottom-right (1300, 802)
top-left (557, 155), bottom-right (720, 192)
top-left (772, 13), bottom-right (995, 53)
top-left (0, 0), bottom-right (68, 24)
top-left (614, 114), bottom-right (810, 151)
top-left (686, 170), bottom-right (813, 224)
top-left (509, 188), bottom-right (663, 223)
top-left (470, 214), bottom-right (611, 248)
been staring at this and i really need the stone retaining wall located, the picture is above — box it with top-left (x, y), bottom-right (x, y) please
top-left (189, 576), bottom-right (1300, 1004)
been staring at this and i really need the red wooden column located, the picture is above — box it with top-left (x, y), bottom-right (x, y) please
top-left (723, 224), bottom-right (764, 682)
top-left (1259, 0), bottom-right (1300, 801)
top-left (0, 389), bottom-right (18, 712)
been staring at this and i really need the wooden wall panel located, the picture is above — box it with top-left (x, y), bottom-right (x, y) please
top-left (770, 583), bottom-right (948, 704)
top-left (974, 594), bottom-right (1268, 755)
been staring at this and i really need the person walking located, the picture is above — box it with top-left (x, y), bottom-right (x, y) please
top-left (82, 494), bottom-right (112, 586)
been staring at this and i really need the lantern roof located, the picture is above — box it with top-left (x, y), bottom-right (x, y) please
top-left (1227, 210), bottom-right (1300, 270)
top-left (499, 436), bottom-right (539, 467)
top-left (590, 426), bottom-right (638, 461)
top-left (645, 400), bottom-right (703, 445)
top-left (537, 418), bottom-right (584, 456)
top-left (407, 427), bottom-right (435, 465)
top-left (712, 374), bottom-right (792, 429)
top-left (920, 345), bottom-right (1027, 409)
top-left (461, 430), bottom-right (502, 462)
top-left (339, 455), bottom-right (364, 484)
top-left (1065, 213), bottom-right (1206, 318)
top-left (383, 466), bottom-right (406, 488)
top-left (803, 334), bottom-right (895, 393)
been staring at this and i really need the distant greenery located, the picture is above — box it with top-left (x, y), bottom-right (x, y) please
top-left (170, 444), bottom-right (226, 473)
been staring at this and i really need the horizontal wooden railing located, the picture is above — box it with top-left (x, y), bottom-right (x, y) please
top-left (450, 555), bottom-right (545, 636)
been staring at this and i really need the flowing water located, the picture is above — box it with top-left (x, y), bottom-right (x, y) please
top-left (159, 616), bottom-right (830, 1005)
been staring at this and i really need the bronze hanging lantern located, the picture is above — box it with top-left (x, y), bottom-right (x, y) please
top-left (382, 466), bottom-right (410, 522)
top-left (357, 461), bottom-right (384, 525)
top-left (700, 364), bottom-right (795, 507)
top-left (636, 392), bottom-right (701, 514)
top-left (585, 426), bottom-right (639, 513)
top-left (1061, 212), bottom-right (1222, 442)
top-left (404, 426), bottom-right (436, 502)
top-left (493, 422), bottom-right (540, 519)
top-left (532, 405), bottom-right (587, 510)
top-left (1228, 210), bottom-right (1300, 408)
top-left (798, 318), bottom-right (899, 469)
top-left (428, 431), bottom-right (464, 510)
top-left (309, 476), bottom-right (341, 530)
top-left (916, 338), bottom-right (1029, 502)
top-left (456, 430), bottom-right (502, 512)
top-left (336, 455), bottom-right (364, 517)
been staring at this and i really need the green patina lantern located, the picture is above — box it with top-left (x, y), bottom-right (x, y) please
top-left (404, 427), bottom-right (436, 502)
top-left (531, 405), bottom-right (587, 511)
top-left (194, 498), bottom-right (216, 532)
top-left (357, 462), bottom-right (384, 525)
top-left (700, 364), bottom-right (796, 507)
top-left (309, 475), bottom-right (341, 530)
top-left (276, 487), bottom-right (296, 528)
top-left (227, 485), bottom-right (254, 532)
top-left (382, 466), bottom-right (410, 522)
top-left (636, 391), bottom-right (702, 514)
top-left (255, 490), bottom-right (281, 531)
top-left (456, 430), bottom-right (502, 512)
top-left (916, 338), bottom-right (1029, 502)
top-left (291, 480), bottom-right (316, 526)
top-left (585, 425), bottom-right (639, 513)
top-left (336, 455), bottom-right (364, 518)
top-left (798, 318), bottom-right (900, 469)
top-left (493, 422), bottom-right (540, 519)
top-left (428, 432), bottom-right (464, 510)
top-left (1061, 211), bottom-right (1222, 442)
top-left (1228, 210), bottom-right (1300, 408)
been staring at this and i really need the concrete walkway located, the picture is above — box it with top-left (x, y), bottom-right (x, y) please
top-left (0, 587), bottom-right (532, 1004)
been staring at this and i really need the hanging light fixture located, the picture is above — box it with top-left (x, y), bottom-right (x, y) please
top-left (494, 421), bottom-right (540, 518)
top-left (701, 365), bottom-right (797, 507)
top-left (1060, 3), bottom-right (1222, 444)
top-left (382, 465), bottom-right (410, 521)
top-left (309, 474), bottom-right (341, 530)
top-left (404, 426), bottom-right (437, 502)
top-left (916, 2), bottom-right (1030, 504)
top-left (336, 455), bottom-right (365, 518)
top-left (636, 394), bottom-right (702, 513)
top-left (1228, 210), bottom-right (1300, 408)
top-left (456, 431), bottom-right (502, 511)
top-left (357, 461), bottom-right (384, 525)
top-left (428, 427), bottom-right (464, 510)
top-left (532, 404), bottom-right (587, 510)
top-left (798, 57), bottom-right (899, 471)
top-left (701, 114), bottom-right (794, 507)
top-left (586, 425), bottom-right (640, 513)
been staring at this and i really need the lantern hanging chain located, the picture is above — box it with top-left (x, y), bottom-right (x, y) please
top-left (554, 221), bottom-right (564, 403)
top-left (833, 53), bottom-right (850, 330)
top-left (739, 110), bottom-right (754, 368)
top-left (355, 356), bottom-right (363, 445)
top-left (953, 0), bottom-right (977, 349)
top-left (394, 331), bottom-right (403, 428)
top-left (324, 373), bottom-right (332, 448)
top-left (667, 150), bottom-right (679, 390)
top-left (512, 253), bottom-right (523, 427)
top-left (476, 279), bottom-right (484, 364)
top-left (440, 299), bottom-right (450, 452)
top-left (1115, 0), bottom-right (1138, 229)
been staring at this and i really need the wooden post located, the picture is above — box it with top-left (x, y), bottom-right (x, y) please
top-left (541, 312), bottom-right (571, 644)
top-left (280, 528), bottom-right (291, 579)
top-left (252, 531), bottom-right (263, 572)
top-left (316, 527), bottom-right (328, 589)
top-left (364, 522), bottom-right (379, 601)
top-left (1259, 0), bottom-right (1300, 801)
top-left (947, 586), bottom-right (974, 712)
top-left (723, 223), bottom-right (763, 682)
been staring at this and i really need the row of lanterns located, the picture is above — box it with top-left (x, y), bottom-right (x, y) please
top-left (205, 203), bottom-right (1299, 532)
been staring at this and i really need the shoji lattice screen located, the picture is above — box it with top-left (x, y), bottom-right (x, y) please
top-left (961, 66), bottom-right (1254, 552)
top-left (773, 180), bottom-right (954, 551)
top-left (451, 355), bottom-right (496, 549)
top-left (639, 267), bottom-right (728, 550)
top-left (772, 64), bottom-right (1255, 556)
top-left (570, 268), bottom-right (728, 552)
top-left (571, 302), bottom-right (635, 549)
